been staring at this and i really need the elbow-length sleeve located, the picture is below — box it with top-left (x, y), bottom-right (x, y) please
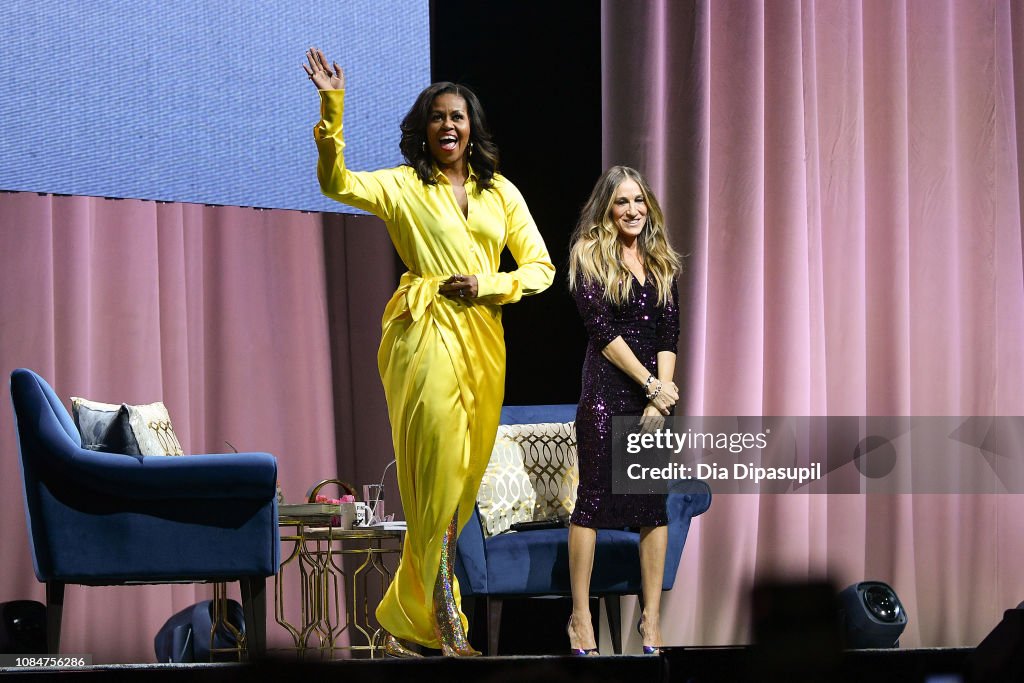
top-left (475, 180), bottom-right (555, 303)
top-left (655, 278), bottom-right (680, 354)
top-left (573, 277), bottom-right (619, 351)
top-left (314, 89), bottom-right (400, 220)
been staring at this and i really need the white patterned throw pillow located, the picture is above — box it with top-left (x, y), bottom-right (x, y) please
top-left (476, 422), bottom-right (577, 538)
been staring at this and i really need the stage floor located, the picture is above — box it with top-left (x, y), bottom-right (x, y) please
top-left (0, 647), bottom-right (978, 682)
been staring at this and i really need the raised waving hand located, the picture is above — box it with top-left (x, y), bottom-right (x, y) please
top-left (303, 47), bottom-right (344, 91)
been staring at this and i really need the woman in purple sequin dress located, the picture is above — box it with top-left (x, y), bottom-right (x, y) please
top-left (566, 166), bottom-right (681, 656)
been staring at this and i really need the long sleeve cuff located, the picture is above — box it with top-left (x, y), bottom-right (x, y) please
top-left (476, 272), bottom-right (522, 303)
top-left (317, 89), bottom-right (346, 135)
top-left (475, 261), bottom-right (555, 304)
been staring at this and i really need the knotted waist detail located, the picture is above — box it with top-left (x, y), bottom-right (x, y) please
top-left (384, 272), bottom-right (448, 324)
top-left (380, 271), bottom-right (503, 418)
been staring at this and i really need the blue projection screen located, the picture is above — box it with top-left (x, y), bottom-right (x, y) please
top-left (0, 1), bottom-right (430, 213)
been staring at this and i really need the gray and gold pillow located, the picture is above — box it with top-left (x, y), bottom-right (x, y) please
top-left (477, 422), bottom-right (577, 538)
top-left (71, 397), bottom-right (184, 456)
top-left (71, 397), bottom-right (136, 454)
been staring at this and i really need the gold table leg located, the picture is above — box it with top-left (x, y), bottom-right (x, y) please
top-left (208, 581), bottom-right (246, 662)
top-left (274, 523), bottom-right (402, 659)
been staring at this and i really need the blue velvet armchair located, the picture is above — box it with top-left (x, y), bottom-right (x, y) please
top-left (455, 404), bottom-right (711, 655)
top-left (9, 368), bottom-right (280, 658)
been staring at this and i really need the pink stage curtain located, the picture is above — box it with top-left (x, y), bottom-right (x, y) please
top-left (0, 192), bottom-right (397, 662)
top-left (603, 0), bottom-right (1024, 648)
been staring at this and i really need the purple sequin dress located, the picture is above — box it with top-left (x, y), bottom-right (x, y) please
top-left (571, 275), bottom-right (680, 529)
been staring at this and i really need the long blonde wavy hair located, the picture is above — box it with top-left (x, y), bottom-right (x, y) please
top-left (568, 166), bottom-right (681, 307)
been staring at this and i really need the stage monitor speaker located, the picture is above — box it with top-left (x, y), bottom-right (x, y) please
top-left (0, 600), bottom-right (46, 654)
top-left (967, 606), bottom-right (1024, 683)
top-left (838, 581), bottom-right (907, 648)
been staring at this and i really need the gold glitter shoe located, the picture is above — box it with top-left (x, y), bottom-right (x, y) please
top-left (433, 513), bottom-right (481, 657)
top-left (382, 632), bottom-right (423, 658)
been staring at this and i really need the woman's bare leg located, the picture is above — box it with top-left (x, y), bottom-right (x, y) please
top-left (568, 523), bottom-right (599, 653)
top-left (638, 525), bottom-right (668, 650)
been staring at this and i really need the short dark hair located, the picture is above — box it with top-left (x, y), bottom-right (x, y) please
top-left (399, 82), bottom-right (499, 190)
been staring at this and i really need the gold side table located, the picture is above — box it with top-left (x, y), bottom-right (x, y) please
top-left (275, 504), bottom-right (403, 658)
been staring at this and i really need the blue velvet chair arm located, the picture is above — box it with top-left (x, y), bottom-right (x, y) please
top-left (500, 404), bottom-right (578, 425)
top-left (663, 480), bottom-right (712, 590)
top-left (42, 448), bottom-right (278, 501)
top-left (455, 505), bottom-right (488, 595)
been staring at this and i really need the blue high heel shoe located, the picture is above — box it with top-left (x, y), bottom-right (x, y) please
top-left (568, 616), bottom-right (600, 656)
top-left (638, 616), bottom-right (661, 655)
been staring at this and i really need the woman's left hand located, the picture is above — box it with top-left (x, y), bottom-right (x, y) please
top-left (639, 403), bottom-right (665, 433)
top-left (439, 274), bottom-right (478, 301)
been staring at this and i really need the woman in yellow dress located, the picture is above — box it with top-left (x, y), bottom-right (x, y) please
top-left (304, 48), bottom-right (554, 656)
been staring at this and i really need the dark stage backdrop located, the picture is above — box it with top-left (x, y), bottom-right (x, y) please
top-left (431, 0), bottom-right (601, 405)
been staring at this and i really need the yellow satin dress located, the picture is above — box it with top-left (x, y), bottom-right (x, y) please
top-left (314, 89), bottom-right (555, 647)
